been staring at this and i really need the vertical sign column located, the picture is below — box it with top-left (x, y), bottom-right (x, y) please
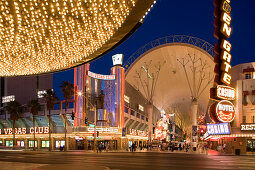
top-left (210, 0), bottom-right (235, 123)
top-left (111, 54), bottom-right (125, 128)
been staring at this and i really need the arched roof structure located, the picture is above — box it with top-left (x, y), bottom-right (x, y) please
top-left (125, 35), bottom-right (215, 115)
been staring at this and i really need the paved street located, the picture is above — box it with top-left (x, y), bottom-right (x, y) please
top-left (0, 151), bottom-right (255, 170)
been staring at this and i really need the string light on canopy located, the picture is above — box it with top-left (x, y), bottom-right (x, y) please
top-left (0, 0), bottom-right (156, 76)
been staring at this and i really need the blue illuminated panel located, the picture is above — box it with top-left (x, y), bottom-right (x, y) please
top-left (207, 123), bottom-right (231, 135)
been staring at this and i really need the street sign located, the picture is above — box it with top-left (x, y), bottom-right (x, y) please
top-left (89, 124), bottom-right (95, 128)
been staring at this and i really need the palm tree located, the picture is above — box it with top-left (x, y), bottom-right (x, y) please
top-left (60, 81), bottom-right (74, 151)
top-left (43, 89), bottom-right (58, 151)
top-left (5, 101), bottom-right (22, 149)
top-left (28, 99), bottom-right (41, 151)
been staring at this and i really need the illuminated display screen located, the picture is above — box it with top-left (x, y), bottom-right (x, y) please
top-left (29, 141), bottom-right (38, 147)
top-left (56, 140), bottom-right (65, 148)
top-left (207, 123), bottom-right (231, 135)
top-left (42, 141), bottom-right (49, 148)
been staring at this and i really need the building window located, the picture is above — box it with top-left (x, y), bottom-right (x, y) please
top-left (141, 115), bottom-right (144, 120)
top-left (41, 140), bottom-right (49, 148)
top-left (131, 110), bottom-right (135, 116)
top-left (243, 116), bottom-right (246, 123)
top-left (124, 107), bottom-right (129, 113)
top-left (136, 113), bottom-right (140, 118)
top-left (243, 94), bottom-right (248, 105)
top-left (245, 73), bottom-right (252, 79)
top-left (252, 116), bottom-right (255, 123)
top-left (29, 141), bottom-right (38, 147)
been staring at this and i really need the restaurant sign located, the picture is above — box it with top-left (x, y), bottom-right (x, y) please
top-left (241, 124), bottom-right (255, 131)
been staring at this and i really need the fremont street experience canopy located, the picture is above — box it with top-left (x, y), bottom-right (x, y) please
top-left (0, 0), bottom-right (156, 76)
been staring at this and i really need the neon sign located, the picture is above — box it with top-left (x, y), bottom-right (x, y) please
top-left (240, 124), bottom-right (255, 131)
top-left (0, 127), bottom-right (49, 135)
top-left (216, 100), bottom-right (235, 122)
top-left (88, 71), bottom-right (115, 80)
top-left (213, 0), bottom-right (233, 85)
top-left (207, 123), bottom-right (231, 135)
top-left (217, 85), bottom-right (235, 100)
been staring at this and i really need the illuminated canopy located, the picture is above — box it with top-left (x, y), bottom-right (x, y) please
top-left (0, 0), bottom-right (156, 76)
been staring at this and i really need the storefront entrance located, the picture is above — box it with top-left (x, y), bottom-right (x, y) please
top-left (76, 140), bottom-right (84, 150)
top-left (87, 140), bottom-right (117, 150)
top-left (247, 140), bottom-right (255, 152)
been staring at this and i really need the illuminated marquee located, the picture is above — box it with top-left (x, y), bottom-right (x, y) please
top-left (87, 71), bottom-right (115, 80)
top-left (0, 127), bottom-right (49, 135)
top-left (207, 123), bottom-right (231, 135)
top-left (2, 95), bottom-right (15, 103)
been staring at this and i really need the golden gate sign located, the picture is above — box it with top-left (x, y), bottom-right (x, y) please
top-left (210, 0), bottom-right (235, 123)
top-left (214, 0), bottom-right (232, 85)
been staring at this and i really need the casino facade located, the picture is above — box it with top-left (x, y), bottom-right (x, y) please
top-left (205, 62), bottom-right (255, 155)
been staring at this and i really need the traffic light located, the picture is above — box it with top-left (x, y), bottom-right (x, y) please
top-left (97, 131), bottom-right (99, 137)
top-left (71, 112), bottom-right (75, 120)
top-left (200, 129), bottom-right (205, 134)
top-left (85, 117), bottom-right (88, 125)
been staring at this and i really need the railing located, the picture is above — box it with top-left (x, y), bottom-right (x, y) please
top-left (123, 35), bottom-right (215, 71)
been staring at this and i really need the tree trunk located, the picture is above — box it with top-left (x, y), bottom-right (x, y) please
top-left (33, 115), bottom-right (36, 151)
top-left (13, 119), bottom-right (15, 150)
top-left (49, 110), bottom-right (51, 151)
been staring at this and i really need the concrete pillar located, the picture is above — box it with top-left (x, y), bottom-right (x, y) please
top-left (25, 138), bottom-right (28, 149)
top-left (66, 137), bottom-right (69, 150)
top-left (51, 137), bottom-right (55, 151)
top-left (191, 100), bottom-right (198, 150)
top-left (38, 138), bottom-right (41, 150)
top-left (147, 104), bottom-right (153, 141)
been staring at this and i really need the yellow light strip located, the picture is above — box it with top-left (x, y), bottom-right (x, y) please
top-left (0, 0), bottom-right (137, 76)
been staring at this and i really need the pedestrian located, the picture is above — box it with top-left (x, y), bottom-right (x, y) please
top-left (131, 143), bottom-right (135, 152)
top-left (99, 143), bottom-right (102, 152)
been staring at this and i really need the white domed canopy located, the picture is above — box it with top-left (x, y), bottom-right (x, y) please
top-left (0, 0), bottom-right (156, 76)
top-left (125, 37), bottom-right (215, 115)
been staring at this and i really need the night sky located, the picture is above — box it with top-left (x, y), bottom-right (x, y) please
top-left (53, 0), bottom-right (255, 100)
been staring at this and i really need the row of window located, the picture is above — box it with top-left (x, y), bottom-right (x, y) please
top-left (125, 107), bottom-right (148, 121)
top-left (0, 140), bottom-right (65, 148)
top-left (245, 72), bottom-right (254, 79)
top-left (242, 116), bottom-right (255, 123)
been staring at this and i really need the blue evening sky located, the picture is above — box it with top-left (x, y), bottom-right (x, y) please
top-left (53, 0), bottom-right (255, 100)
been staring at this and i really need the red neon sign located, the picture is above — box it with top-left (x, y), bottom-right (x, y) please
top-left (216, 100), bottom-right (235, 122)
